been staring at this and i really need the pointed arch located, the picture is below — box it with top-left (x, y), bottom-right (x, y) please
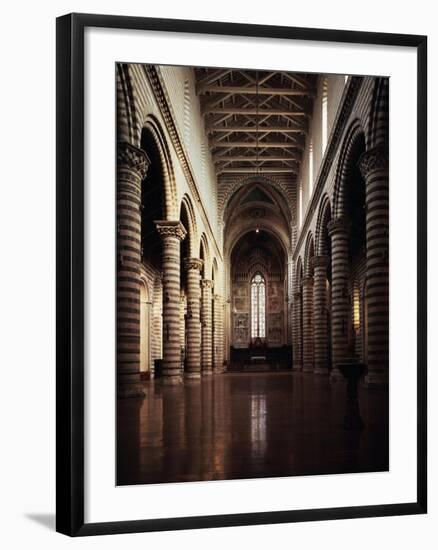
top-left (179, 194), bottom-right (199, 257)
top-left (212, 257), bottom-right (218, 283)
top-left (332, 120), bottom-right (366, 219)
top-left (367, 77), bottom-right (389, 150)
top-left (304, 233), bottom-right (315, 277)
top-left (199, 233), bottom-right (211, 279)
top-left (221, 175), bottom-right (294, 222)
top-left (142, 115), bottom-right (178, 219)
top-left (315, 195), bottom-right (332, 256)
top-left (116, 63), bottom-right (139, 145)
top-left (296, 256), bottom-right (304, 288)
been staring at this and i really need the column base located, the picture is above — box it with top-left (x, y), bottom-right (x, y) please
top-left (161, 375), bottom-right (183, 386)
top-left (185, 371), bottom-right (201, 380)
top-left (302, 365), bottom-right (314, 373)
top-left (330, 368), bottom-right (343, 381)
top-left (364, 370), bottom-right (389, 388)
top-left (202, 369), bottom-right (213, 376)
top-left (292, 363), bottom-right (302, 372)
top-left (117, 373), bottom-right (146, 398)
top-left (314, 367), bottom-right (329, 375)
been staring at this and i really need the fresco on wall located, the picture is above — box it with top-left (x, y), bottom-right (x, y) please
top-left (231, 236), bottom-right (284, 347)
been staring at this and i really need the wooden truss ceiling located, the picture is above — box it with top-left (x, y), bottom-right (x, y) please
top-left (194, 68), bottom-right (317, 180)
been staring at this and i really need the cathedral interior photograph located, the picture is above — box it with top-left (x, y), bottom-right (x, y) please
top-left (116, 63), bottom-right (389, 486)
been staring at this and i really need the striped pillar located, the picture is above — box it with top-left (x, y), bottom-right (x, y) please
top-left (184, 258), bottom-right (204, 379)
top-left (117, 142), bottom-right (150, 397)
top-left (312, 255), bottom-right (330, 374)
top-left (201, 279), bottom-right (214, 375)
top-left (328, 218), bottom-right (350, 380)
top-left (213, 293), bottom-right (224, 373)
top-left (155, 220), bottom-right (187, 385)
top-left (292, 291), bottom-right (302, 371)
top-left (287, 258), bottom-right (294, 347)
top-left (302, 276), bottom-right (314, 372)
top-left (359, 146), bottom-right (389, 386)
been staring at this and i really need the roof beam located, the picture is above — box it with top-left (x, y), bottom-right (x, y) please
top-left (207, 126), bottom-right (305, 133)
top-left (203, 107), bottom-right (308, 116)
top-left (214, 156), bottom-right (299, 163)
top-left (211, 140), bottom-right (304, 149)
top-left (217, 167), bottom-right (297, 174)
top-left (281, 72), bottom-right (312, 89)
top-left (196, 69), bottom-right (232, 94)
top-left (199, 85), bottom-right (316, 96)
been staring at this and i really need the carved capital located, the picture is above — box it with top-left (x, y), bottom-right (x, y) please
top-left (155, 220), bottom-right (187, 241)
top-left (117, 142), bottom-right (150, 179)
top-left (328, 217), bottom-right (350, 237)
top-left (184, 257), bottom-right (204, 272)
top-left (311, 255), bottom-right (330, 270)
top-left (201, 279), bottom-right (214, 289)
top-left (358, 146), bottom-right (389, 179)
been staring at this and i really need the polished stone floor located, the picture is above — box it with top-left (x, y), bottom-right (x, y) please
top-left (117, 372), bottom-right (388, 485)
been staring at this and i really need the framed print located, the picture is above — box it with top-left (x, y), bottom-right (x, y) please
top-left (56, 13), bottom-right (427, 536)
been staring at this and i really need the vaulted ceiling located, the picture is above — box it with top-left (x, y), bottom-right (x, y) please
top-left (194, 68), bottom-right (317, 181)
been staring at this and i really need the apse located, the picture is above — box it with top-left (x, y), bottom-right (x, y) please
top-left (230, 230), bottom-right (286, 349)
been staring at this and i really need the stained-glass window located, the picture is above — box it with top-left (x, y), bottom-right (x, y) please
top-left (251, 273), bottom-right (266, 338)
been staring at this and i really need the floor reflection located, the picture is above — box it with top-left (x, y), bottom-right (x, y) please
top-left (117, 372), bottom-right (388, 485)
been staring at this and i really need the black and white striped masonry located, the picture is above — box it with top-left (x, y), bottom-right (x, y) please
top-left (117, 142), bottom-right (150, 397)
top-left (155, 220), bottom-right (187, 385)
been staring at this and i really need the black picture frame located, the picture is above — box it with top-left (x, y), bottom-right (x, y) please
top-left (56, 12), bottom-right (427, 537)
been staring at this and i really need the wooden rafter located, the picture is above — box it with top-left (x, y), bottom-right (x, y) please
top-left (217, 167), bottom-right (298, 174)
top-left (211, 140), bottom-right (304, 150)
top-left (199, 85), bottom-right (316, 96)
top-left (194, 68), bottom-right (317, 179)
top-left (203, 107), bottom-right (308, 116)
top-left (214, 156), bottom-right (299, 163)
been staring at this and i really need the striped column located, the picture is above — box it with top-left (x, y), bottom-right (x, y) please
top-left (184, 258), bottom-right (204, 379)
top-left (302, 276), bottom-right (314, 372)
top-left (328, 218), bottom-right (350, 380)
top-left (117, 142), bottom-right (150, 397)
top-left (359, 146), bottom-right (389, 386)
top-left (213, 294), bottom-right (224, 373)
top-left (312, 255), bottom-right (330, 374)
top-left (287, 258), bottom-right (294, 346)
top-left (155, 220), bottom-right (187, 385)
top-left (201, 279), bottom-right (214, 375)
top-left (292, 291), bottom-right (302, 371)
